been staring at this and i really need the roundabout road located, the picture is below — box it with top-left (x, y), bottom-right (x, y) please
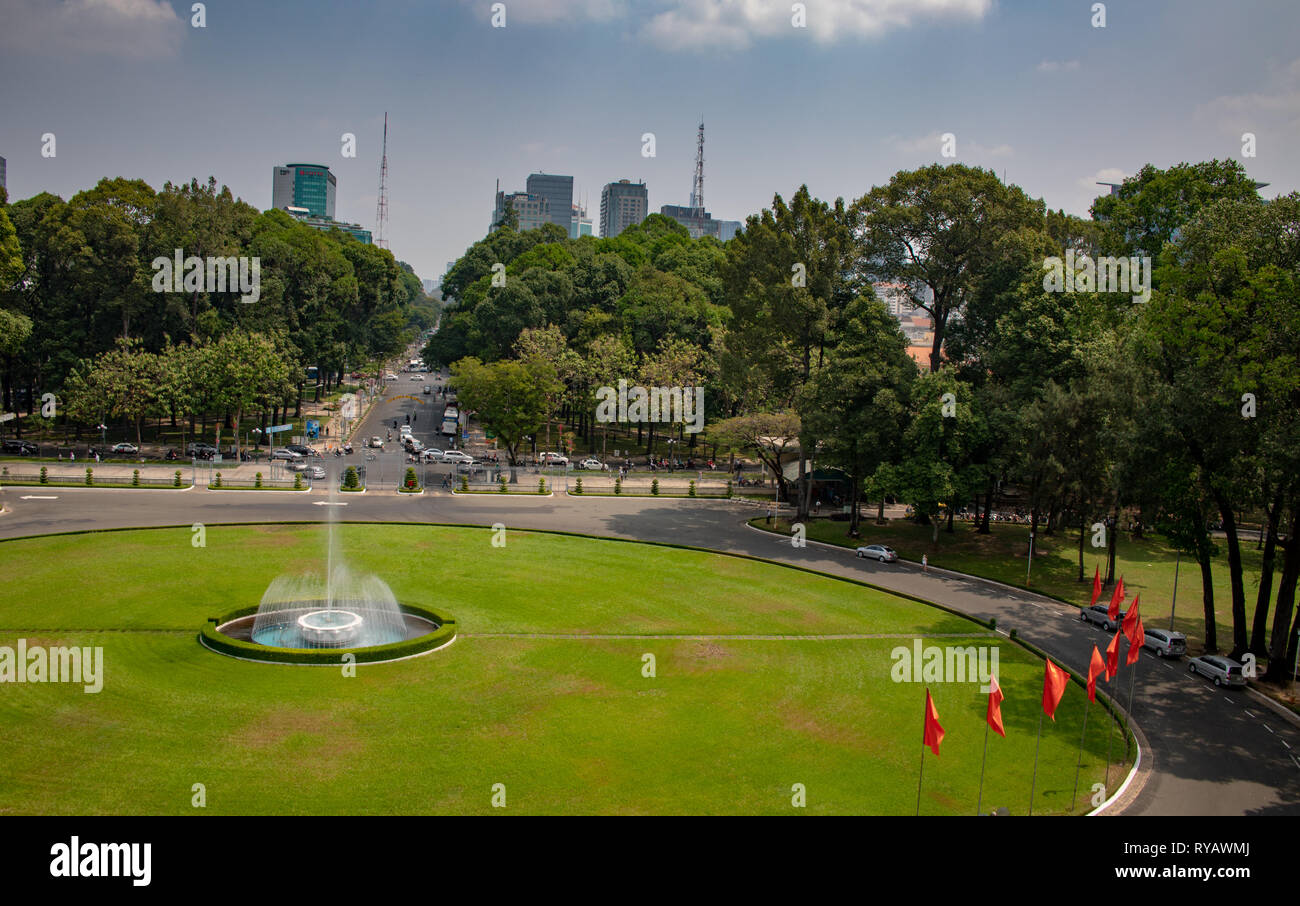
top-left (2, 486), bottom-right (1298, 816)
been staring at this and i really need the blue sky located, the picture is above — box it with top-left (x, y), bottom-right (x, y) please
top-left (1, 0), bottom-right (1296, 283)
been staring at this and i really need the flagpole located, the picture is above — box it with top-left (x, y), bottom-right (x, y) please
top-left (1028, 711), bottom-right (1044, 816)
top-left (1103, 690), bottom-right (1116, 794)
top-left (1126, 646), bottom-right (1140, 763)
top-left (916, 731), bottom-right (927, 817)
top-left (1070, 699), bottom-right (1091, 813)
top-left (976, 713), bottom-right (991, 816)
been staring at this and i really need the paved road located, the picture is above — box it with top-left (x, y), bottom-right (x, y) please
top-left (2, 482), bottom-right (1298, 815)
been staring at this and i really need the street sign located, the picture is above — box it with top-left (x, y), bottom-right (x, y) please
top-left (266, 424), bottom-right (293, 434)
top-left (0, 412), bottom-right (16, 423)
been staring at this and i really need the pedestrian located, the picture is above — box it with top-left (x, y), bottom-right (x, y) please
top-left (766, 506), bottom-right (773, 525)
top-left (922, 554), bottom-right (928, 572)
top-left (70, 451), bottom-right (75, 462)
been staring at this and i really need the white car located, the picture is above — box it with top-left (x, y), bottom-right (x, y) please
top-left (578, 458), bottom-right (606, 470)
top-left (271, 447), bottom-right (304, 461)
top-left (304, 465), bottom-right (327, 480)
top-left (540, 452), bottom-right (569, 466)
top-left (370, 436), bottom-right (384, 448)
top-left (855, 544), bottom-right (898, 563)
top-left (420, 448), bottom-right (445, 462)
top-left (1188, 655), bottom-right (1247, 687)
top-left (384, 373), bottom-right (398, 381)
top-left (400, 424), bottom-right (412, 435)
top-left (442, 450), bottom-right (474, 465)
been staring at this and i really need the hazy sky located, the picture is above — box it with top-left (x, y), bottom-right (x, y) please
top-left (2, 0), bottom-right (1296, 282)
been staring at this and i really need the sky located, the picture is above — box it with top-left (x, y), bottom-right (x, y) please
top-left (1, 0), bottom-right (1297, 284)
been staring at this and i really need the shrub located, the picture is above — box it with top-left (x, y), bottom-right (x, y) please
top-left (988, 617), bottom-right (997, 631)
top-left (460, 474), bottom-right (469, 492)
top-left (614, 477), bottom-right (622, 495)
top-left (538, 478), bottom-right (546, 494)
top-left (406, 467), bottom-right (419, 490)
top-left (254, 471), bottom-right (263, 489)
top-left (574, 477), bottom-right (583, 495)
top-left (498, 474), bottom-right (508, 493)
top-left (651, 478), bottom-right (659, 496)
top-left (688, 479), bottom-right (696, 498)
top-left (39, 466), bottom-right (47, 485)
top-left (212, 472), bottom-right (222, 488)
top-left (343, 466), bottom-right (359, 489)
top-left (1, 466), bottom-right (7, 479)
top-left (132, 469), bottom-right (140, 487)
top-left (174, 469), bottom-right (183, 488)
top-left (726, 479), bottom-right (733, 498)
top-left (85, 467), bottom-right (93, 486)
top-left (294, 473), bottom-right (303, 490)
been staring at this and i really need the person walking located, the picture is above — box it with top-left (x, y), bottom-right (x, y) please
top-left (922, 554), bottom-right (929, 572)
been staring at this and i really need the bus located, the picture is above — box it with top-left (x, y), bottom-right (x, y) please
top-left (440, 406), bottom-right (459, 437)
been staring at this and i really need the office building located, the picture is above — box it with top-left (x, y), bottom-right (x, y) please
top-left (570, 203), bottom-right (593, 239)
top-left (0, 156), bottom-right (6, 193)
top-left (492, 189), bottom-right (550, 232)
top-left (284, 206), bottom-right (371, 244)
top-left (272, 163), bottom-right (336, 220)
top-left (600, 179), bottom-right (648, 238)
top-left (715, 220), bottom-right (742, 241)
top-left (525, 172), bottom-right (574, 232)
top-left (660, 204), bottom-right (720, 239)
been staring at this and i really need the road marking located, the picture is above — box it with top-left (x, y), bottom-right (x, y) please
top-left (19, 495), bottom-right (59, 500)
top-left (1244, 708), bottom-right (1256, 718)
top-left (1224, 696), bottom-right (1234, 704)
top-left (1282, 739), bottom-right (1291, 750)
top-left (1291, 754), bottom-right (1300, 771)
top-left (1264, 723), bottom-right (1275, 735)
top-left (312, 501), bottom-right (348, 506)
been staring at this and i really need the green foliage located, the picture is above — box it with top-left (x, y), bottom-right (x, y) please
top-left (254, 472), bottom-right (262, 489)
top-left (498, 474), bottom-right (508, 493)
top-left (614, 477), bottom-right (622, 495)
top-left (132, 469), bottom-right (140, 487)
top-left (343, 466), bottom-right (358, 489)
top-left (39, 466), bottom-right (47, 485)
top-left (460, 473), bottom-right (469, 492)
top-left (725, 479), bottom-right (733, 498)
top-left (294, 473), bottom-right (303, 490)
top-left (85, 467), bottom-right (93, 485)
top-left (574, 477), bottom-right (583, 494)
top-left (212, 472), bottom-right (222, 488)
top-left (688, 479), bottom-right (696, 497)
top-left (538, 477), bottom-right (546, 494)
top-left (651, 478), bottom-right (659, 496)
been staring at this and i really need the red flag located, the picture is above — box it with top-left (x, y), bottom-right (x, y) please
top-left (1090, 566), bottom-right (1102, 608)
top-left (986, 675), bottom-right (1006, 738)
top-left (1126, 610), bottom-right (1145, 666)
top-left (1105, 630), bottom-right (1121, 680)
top-left (1087, 646), bottom-right (1106, 702)
top-left (1108, 576), bottom-right (1125, 621)
top-left (923, 688), bottom-right (945, 756)
top-left (1122, 594), bottom-right (1142, 647)
top-left (1042, 659), bottom-right (1069, 720)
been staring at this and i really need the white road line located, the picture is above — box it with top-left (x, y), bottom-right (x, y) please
top-left (311, 501), bottom-right (348, 506)
top-left (1224, 697), bottom-right (1234, 704)
top-left (18, 495), bottom-right (59, 500)
top-left (1264, 724), bottom-right (1275, 735)
top-left (1282, 739), bottom-right (1291, 750)
top-left (1290, 754), bottom-right (1300, 771)
top-left (1244, 708), bottom-right (1256, 718)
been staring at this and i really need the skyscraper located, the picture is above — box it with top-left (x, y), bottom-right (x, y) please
top-left (525, 173), bottom-right (574, 232)
top-left (272, 164), bottom-right (336, 220)
top-left (600, 180), bottom-right (648, 238)
top-left (0, 155), bottom-right (6, 193)
top-left (492, 189), bottom-right (550, 232)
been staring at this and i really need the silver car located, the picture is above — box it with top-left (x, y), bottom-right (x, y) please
top-left (1080, 604), bottom-right (1124, 631)
top-left (1142, 627), bottom-right (1187, 658)
top-left (1188, 655), bottom-right (1247, 687)
top-left (855, 544), bottom-right (898, 563)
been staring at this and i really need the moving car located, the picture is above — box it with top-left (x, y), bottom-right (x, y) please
top-left (1142, 627), bottom-right (1187, 658)
top-left (1080, 604), bottom-right (1125, 631)
top-left (271, 448), bottom-right (304, 461)
top-left (285, 444), bottom-right (321, 458)
top-left (577, 458), bottom-right (607, 471)
top-left (420, 448), bottom-right (445, 462)
top-left (186, 442), bottom-right (218, 457)
top-left (540, 452), bottom-right (568, 466)
top-left (2, 439), bottom-right (39, 455)
top-left (855, 544), bottom-right (898, 563)
top-left (1188, 655), bottom-right (1247, 687)
top-left (110, 442), bottom-right (139, 455)
top-left (423, 386), bottom-right (432, 395)
top-left (370, 436), bottom-right (384, 448)
top-left (441, 450), bottom-right (474, 465)
top-left (304, 465), bottom-right (327, 480)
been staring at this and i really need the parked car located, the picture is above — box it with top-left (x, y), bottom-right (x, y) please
top-left (271, 448), bottom-right (304, 461)
top-left (370, 436), bottom-right (384, 449)
top-left (404, 438), bottom-right (424, 453)
top-left (304, 465), bottom-right (327, 480)
top-left (420, 448), bottom-right (445, 462)
top-left (110, 442), bottom-right (139, 455)
top-left (186, 442), bottom-right (218, 457)
top-left (423, 385), bottom-right (432, 395)
top-left (540, 452), bottom-right (569, 466)
top-left (1, 439), bottom-right (39, 455)
top-left (1142, 627), bottom-right (1187, 658)
top-left (409, 375), bottom-right (422, 381)
top-left (577, 458), bottom-right (607, 471)
top-left (442, 450), bottom-right (474, 465)
top-left (855, 544), bottom-right (898, 563)
top-left (1188, 655), bottom-right (1247, 687)
top-left (399, 424), bottom-right (412, 436)
top-left (384, 373), bottom-right (398, 381)
top-left (285, 444), bottom-right (321, 458)
top-left (289, 459), bottom-right (310, 472)
top-left (1080, 604), bottom-right (1125, 631)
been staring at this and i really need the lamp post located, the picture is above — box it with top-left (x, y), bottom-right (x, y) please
top-left (1169, 550), bottom-right (1181, 631)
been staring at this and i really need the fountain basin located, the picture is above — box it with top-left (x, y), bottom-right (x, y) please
top-left (297, 609), bottom-right (363, 646)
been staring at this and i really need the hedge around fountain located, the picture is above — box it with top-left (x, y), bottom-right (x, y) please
top-left (200, 603), bottom-right (456, 665)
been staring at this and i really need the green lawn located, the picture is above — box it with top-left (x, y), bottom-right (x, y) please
top-left (755, 516), bottom-right (1267, 657)
top-left (0, 524), bottom-right (1118, 815)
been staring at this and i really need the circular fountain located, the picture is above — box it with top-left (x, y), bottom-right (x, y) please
top-left (199, 484), bottom-right (455, 664)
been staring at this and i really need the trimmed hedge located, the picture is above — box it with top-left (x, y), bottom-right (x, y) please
top-left (199, 603), bottom-right (457, 665)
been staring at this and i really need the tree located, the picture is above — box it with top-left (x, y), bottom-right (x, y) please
top-left (450, 356), bottom-right (560, 482)
top-left (710, 411), bottom-right (801, 502)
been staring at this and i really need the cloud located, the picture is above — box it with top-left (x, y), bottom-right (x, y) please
top-left (642, 0), bottom-right (993, 50)
top-left (892, 132), bottom-right (1013, 159)
top-left (468, 0), bottom-right (627, 25)
top-left (1036, 60), bottom-right (1080, 73)
top-left (0, 0), bottom-right (185, 60)
top-left (1194, 57), bottom-right (1300, 136)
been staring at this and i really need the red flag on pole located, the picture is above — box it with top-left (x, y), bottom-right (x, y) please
top-left (1126, 610), bottom-right (1145, 666)
top-left (1108, 576), bottom-right (1126, 621)
top-left (1106, 629), bottom-right (1121, 680)
top-left (1042, 659), bottom-right (1069, 720)
top-left (1122, 594), bottom-right (1143, 647)
top-left (923, 688), bottom-right (945, 756)
top-left (1087, 646), bottom-right (1107, 702)
top-left (986, 675), bottom-right (1006, 738)
top-left (1090, 566), bottom-right (1102, 608)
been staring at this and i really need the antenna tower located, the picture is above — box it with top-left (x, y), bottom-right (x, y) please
top-left (374, 112), bottom-right (389, 249)
top-left (689, 120), bottom-right (705, 212)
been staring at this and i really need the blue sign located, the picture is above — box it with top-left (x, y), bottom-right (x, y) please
top-left (266, 424), bottom-right (293, 434)
top-left (306, 419), bottom-right (320, 439)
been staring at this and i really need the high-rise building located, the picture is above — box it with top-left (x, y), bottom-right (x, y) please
top-left (272, 164), bottom-right (336, 220)
top-left (284, 206), bottom-right (371, 244)
top-left (525, 173), bottom-right (574, 232)
top-left (493, 189), bottom-right (550, 232)
top-left (715, 220), bottom-right (742, 241)
top-left (570, 203), bottom-right (593, 239)
top-left (872, 282), bottom-right (913, 318)
top-left (660, 204), bottom-right (720, 239)
top-left (600, 180), bottom-right (648, 238)
top-left (0, 156), bottom-right (6, 193)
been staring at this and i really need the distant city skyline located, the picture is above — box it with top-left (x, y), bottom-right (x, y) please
top-left (1, 0), bottom-right (1296, 283)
